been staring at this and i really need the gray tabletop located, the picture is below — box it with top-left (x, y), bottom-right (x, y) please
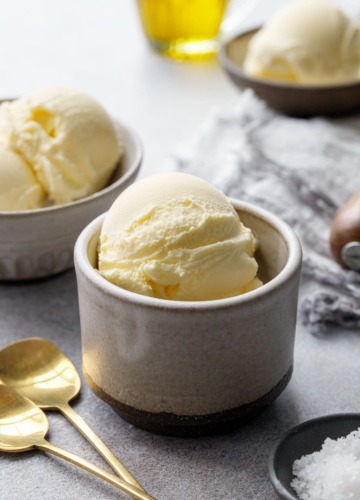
top-left (2, 272), bottom-right (360, 500)
top-left (2, 1), bottom-right (360, 499)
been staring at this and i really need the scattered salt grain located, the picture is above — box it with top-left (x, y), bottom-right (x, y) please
top-left (291, 428), bottom-right (360, 500)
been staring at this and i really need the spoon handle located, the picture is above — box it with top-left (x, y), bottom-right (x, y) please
top-left (57, 403), bottom-right (145, 492)
top-left (36, 440), bottom-right (156, 500)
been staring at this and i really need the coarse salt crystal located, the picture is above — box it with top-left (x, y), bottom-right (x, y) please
top-left (292, 428), bottom-right (360, 500)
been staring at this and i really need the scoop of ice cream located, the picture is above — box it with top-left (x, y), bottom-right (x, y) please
top-left (0, 148), bottom-right (45, 211)
top-left (243, 0), bottom-right (360, 85)
top-left (98, 172), bottom-right (262, 301)
top-left (0, 86), bottom-right (121, 205)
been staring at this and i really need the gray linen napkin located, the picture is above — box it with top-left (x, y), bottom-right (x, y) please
top-left (163, 90), bottom-right (360, 334)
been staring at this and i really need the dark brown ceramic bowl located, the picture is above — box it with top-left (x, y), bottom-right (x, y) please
top-left (219, 28), bottom-right (360, 117)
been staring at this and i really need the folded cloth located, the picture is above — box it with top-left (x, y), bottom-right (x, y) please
top-left (164, 90), bottom-right (360, 335)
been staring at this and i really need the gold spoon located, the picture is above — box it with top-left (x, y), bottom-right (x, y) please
top-left (0, 337), bottom-right (144, 493)
top-left (0, 384), bottom-right (155, 500)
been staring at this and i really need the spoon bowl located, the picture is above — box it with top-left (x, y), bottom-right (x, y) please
top-left (0, 384), bottom-right (48, 452)
top-left (0, 338), bottom-right (79, 408)
top-left (0, 338), bottom-right (145, 491)
top-left (0, 384), bottom-right (155, 500)
top-left (269, 413), bottom-right (360, 499)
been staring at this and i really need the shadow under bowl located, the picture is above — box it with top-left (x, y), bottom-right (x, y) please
top-left (269, 413), bottom-right (360, 499)
top-left (0, 120), bottom-right (142, 281)
top-left (219, 28), bottom-right (360, 117)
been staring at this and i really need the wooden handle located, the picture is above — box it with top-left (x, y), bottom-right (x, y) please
top-left (330, 191), bottom-right (360, 267)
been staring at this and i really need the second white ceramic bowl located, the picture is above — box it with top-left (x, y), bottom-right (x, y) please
top-left (75, 200), bottom-right (302, 436)
top-left (0, 121), bottom-right (142, 280)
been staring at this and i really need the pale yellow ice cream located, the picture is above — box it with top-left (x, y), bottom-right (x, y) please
top-left (98, 173), bottom-right (262, 301)
top-left (243, 0), bottom-right (360, 85)
top-left (0, 148), bottom-right (45, 211)
top-left (0, 86), bottom-right (121, 206)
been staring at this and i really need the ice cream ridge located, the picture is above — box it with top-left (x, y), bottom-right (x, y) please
top-left (243, 0), bottom-right (360, 85)
top-left (98, 172), bottom-right (262, 301)
top-left (0, 148), bottom-right (45, 210)
top-left (0, 86), bottom-right (122, 210)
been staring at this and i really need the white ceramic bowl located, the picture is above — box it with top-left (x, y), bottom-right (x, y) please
top-left (74, 200), bottom-right (302, 436)
top-left (0, 121), bottom-right (142, 280)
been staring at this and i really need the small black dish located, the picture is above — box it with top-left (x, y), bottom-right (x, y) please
top-left (268, 413), bottom-right (360, 499)
top-left (219, 28), bottom-right (360, 117)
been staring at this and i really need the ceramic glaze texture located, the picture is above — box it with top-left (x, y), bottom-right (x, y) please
top-left (75, 200), bottom-right (302, 430)
top-left (0, 121), bottom-right (142, 280)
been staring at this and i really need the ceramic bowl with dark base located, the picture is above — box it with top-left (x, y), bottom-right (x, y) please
top-left (74, 200), bottom-right (302, 437)
top-left (0, 121), bottom-right (142, 280)
top-left (219, 28), bottom-right (360, 117)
